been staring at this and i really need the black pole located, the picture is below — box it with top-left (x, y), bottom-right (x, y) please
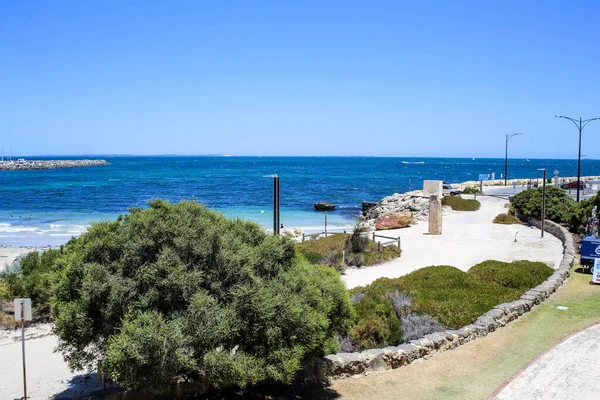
top-left (273, 175), bottom-right (280, 235)
top-left (541, 169), bottom-right (546, 238)
top-left (577, 118), bottom-right (582, 203)
top-left (504, 134), bottom-right (508, 186)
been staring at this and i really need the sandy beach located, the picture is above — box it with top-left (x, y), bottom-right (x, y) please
top-left (0, 246), bottom-right (54, 271)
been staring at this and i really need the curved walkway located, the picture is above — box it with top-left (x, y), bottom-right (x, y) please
top-left (343, 196), bottom-right (563, 288)
top-left (492, 321), bottom-right (600, 400)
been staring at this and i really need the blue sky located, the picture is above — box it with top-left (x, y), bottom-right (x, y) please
top-left (1, 1), bottom-right (599, 158)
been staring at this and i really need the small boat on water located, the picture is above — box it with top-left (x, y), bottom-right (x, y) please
top-left (402, 161), bottom-right (425, 164)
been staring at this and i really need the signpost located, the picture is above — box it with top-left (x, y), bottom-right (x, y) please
top-left (14, 298), bottom-right (32, 400)
top-left (592, 259), bottom-right (600, 285)
top-left (478, 173), bottom-right (491, 193)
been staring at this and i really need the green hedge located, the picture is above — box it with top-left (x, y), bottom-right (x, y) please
top-left (441, 196), bottom-right (481, 211)
top-left (347, 260), bottom-right (553, 350)
top-left (509, 186), bottom-right (575, 224)
top-left (493, 213), bottom-right (522, 225)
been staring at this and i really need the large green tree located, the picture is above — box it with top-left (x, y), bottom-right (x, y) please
top-left (52, 200), bottom-right (353, 389)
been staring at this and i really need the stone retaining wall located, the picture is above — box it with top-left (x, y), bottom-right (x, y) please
top-left (319, 218), bottom-right (575, 379)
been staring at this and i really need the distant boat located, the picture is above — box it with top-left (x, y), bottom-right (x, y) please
top-left (472, 157), bottom-right (475, 160)
top-left (526, 159), bottom-right (531, 162)
top-left (402, 161), bottom-right (425, 164)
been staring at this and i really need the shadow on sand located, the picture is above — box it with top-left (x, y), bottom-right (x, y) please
top-left (52, 377), bottom-right (340, 400)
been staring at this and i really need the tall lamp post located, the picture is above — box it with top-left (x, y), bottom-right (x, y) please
top-left (538, 169), bottom-right (546, 238)
top-left (555, 115), bottom-right (600, 202)
top-left (505, 133), bottom-right (524, 186)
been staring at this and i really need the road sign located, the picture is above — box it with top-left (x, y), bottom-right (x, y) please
top-left (14, 298), bottom-right (32, 321)
top-left (479, 174), bottom-right (491, 181)
top-left (593, 259), bottom-right (600, 284)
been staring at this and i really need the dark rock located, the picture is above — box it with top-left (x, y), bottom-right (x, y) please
top-left (314, 202), bottom-right (336, 211)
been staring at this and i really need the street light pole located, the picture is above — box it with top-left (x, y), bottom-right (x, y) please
top-left (505, 133), bottom-right (524, 186)
top-left (555, 115), bottom-right (600, 203)
top-left (538, 169), bottom-right (546, 238)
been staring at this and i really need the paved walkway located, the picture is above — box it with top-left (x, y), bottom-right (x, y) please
top-left (492, 322), bottom-right (600, 400)
top-left (343, 196), bottom-right (563, 288)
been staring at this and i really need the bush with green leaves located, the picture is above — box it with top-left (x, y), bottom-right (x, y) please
top-left (509, 186), bottom-right (575, 224)
top-left (441, 196), bottom-right (481, 211)
top-left (0, 249), bottom-right (61, 315)
top-left (296, 233), bottom-right (399, 271)
top-left (493, 213), bottom-right (522, 225)
top-left (570, 192), bottom-right (600, 234)
top-left (51, 199), bottom-right (353, 390)
top-left (347, 260), bottom-right (552, 349)
top-left (462, 186), bottom-right (482, 195)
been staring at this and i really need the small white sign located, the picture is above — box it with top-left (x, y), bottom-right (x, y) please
top-left (593, 259), bottom-right (600, 285)
top-left (13, 298), bottom-right (32, 321)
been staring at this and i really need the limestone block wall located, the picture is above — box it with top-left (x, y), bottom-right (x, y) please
top-left (319, 218), bottom-right (575, 379)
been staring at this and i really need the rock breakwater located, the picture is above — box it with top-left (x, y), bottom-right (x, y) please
top-left (358, 190), bottom-right (431, 231)
top-left (0, 159), bottom-right (109, 171)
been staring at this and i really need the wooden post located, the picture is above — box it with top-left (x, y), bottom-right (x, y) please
top-left (378, 241), bottom-right (381, 252)
top-left (428, 194), bottom-right (442, 235)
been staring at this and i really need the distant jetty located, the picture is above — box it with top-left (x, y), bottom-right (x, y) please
top-left (0, 159), bottom-right (110, 171)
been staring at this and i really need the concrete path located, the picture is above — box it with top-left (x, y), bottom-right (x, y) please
top-left (343, 196), bottom-right (563, 288)
top-left (492, 322), bottom-right (600, 400)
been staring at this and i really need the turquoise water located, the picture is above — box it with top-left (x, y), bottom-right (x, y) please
top-left (0, 156), bottom-right (598, 246)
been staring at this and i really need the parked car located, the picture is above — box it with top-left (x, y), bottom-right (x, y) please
top-left (561, 181), bottom-right (585, 189)
top-left (443, 184), bottom-right (462, 196)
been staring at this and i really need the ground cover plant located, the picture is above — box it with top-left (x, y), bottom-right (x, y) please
top-left (462, 186), bottom-right (482, 195)
top-left (509, 186), bottom-right (575, 224)
top-left (345, 260), bottom-right (553, 351)
top-left (45, 199), bottom-right (353, 390)
top-left (441, 196), bottom-right (481, 211)
top-left (296, 232), bottom-right (400, 271)
top-left (493, 213), bottom-right (522, 225)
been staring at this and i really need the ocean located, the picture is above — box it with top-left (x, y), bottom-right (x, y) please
top-left (1, 156), bottom-right (599, 246)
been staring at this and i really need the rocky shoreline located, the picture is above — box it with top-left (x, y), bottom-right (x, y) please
top-left (0, 159), bottom-right (109, 171)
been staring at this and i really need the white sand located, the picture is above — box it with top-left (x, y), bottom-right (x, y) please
top-left (0, 326), bottom-right (103, 400)
top-left (343, 196), bottom-right (563, 288)
top-left (0, 246), bottom-right (54, 271)
top-left (0, 196), bottom-right (564, 398)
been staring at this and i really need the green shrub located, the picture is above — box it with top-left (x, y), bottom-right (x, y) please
top-left (570, 192), bottom-right (600, 234)
top-left (441, 196), bottom-right (481, 211)
top-left (469, 260), bottom-right (553, 291)
top-left (509, 186), bottom-right (575, 224)
top-left (346, 224), bottom-right (370, 253)
top-left (0, 250), bottom-right (61, 315)
top-left (297, 233), bottom-right (400, 269)
top-left (349, 260), bottom-right (553, 347)
top-left (0, 281), bottom-right (9, 300)
top-left (462, 186), bottom-right (482, 195)
top-left (493, 213), bottom-right (522, 225)
top-left (52, 199), bottom-right (353, 390)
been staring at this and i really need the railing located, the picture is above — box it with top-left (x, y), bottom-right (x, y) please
top-left (372, 232), bottom-right (402, 254)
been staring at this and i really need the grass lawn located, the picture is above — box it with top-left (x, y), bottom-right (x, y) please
top-left (330, 265), bottom-right (600, 400)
